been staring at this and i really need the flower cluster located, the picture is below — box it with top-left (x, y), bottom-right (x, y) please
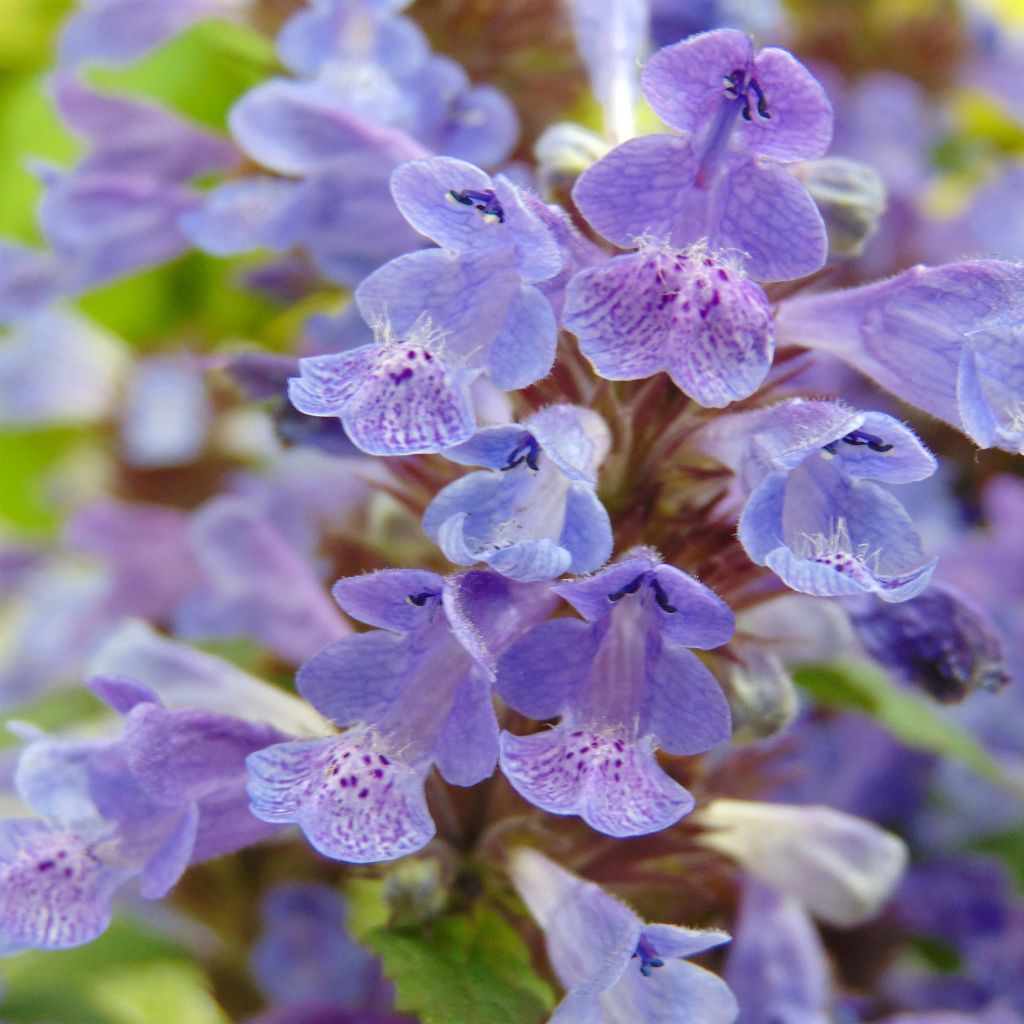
top-left (1, 1), bottom-right (1024, 1022)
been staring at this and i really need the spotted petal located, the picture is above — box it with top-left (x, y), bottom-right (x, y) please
top-left (499, 726), bottom-right (694, 838)
top-left (246, 735), bottom-right (435, 864)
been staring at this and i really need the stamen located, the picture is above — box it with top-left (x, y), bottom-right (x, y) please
top-left (632, 937), bottom-right (665, 977)
top-left (823, 429), bottom-right (894, 456)
top-left (651, 578), bottom-right (677, 613)
top-left (608, 574), bottom-right (644, 602)
top-left (723, 68), bottom-right (771, 122)
top-left (501, 435), bottom-right (541, 472)
top-left (446, 188), bottom-right (505, 223)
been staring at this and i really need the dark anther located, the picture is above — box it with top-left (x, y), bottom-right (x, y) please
top-left (407, 592), bottom-right (435, 606)
top-left (608, 574), bottom-right (644, 602)
top-left (632, 937), bottom-right (665, 977)
top-left (501, 435), bottom-right (541, 472)
top-left (749, 78), bottom-right (771, 119)
top-left (824, 428), bottom-right (894, 455)
top-left (652, 579), bottom-right (677, 613)
top-left (724, 68), bottom-right (770, 121)
top-left (447, 188), bottom-right (505, 223)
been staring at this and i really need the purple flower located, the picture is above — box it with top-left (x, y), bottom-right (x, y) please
top-left (174, 497), bottom-right (350, 664)
top-left (775, 261), bottom-right (1024, 453)
top-left (185, 80), bottom-right (427, 286)
top-left (849, 584), bottom-right (1010, 704)
top-left (0, 243), bottom-right (63, 322)
top-left (496, 548), bottom-right (734, 837)
top-left (288, 320), bottom-right (478, 456)
top-left (88, 620), bottom-right (329, 734)
top-left (562, 241), bottom-right (774, 407)
top-left (65, 500), bottom-right (200, 623)
top-left (275, 1), bottom-right (516, 167)
top-left (35, 76), bottom-right (237, 293)
top-left (0, 819), bottom-right (127, 952)
top-left (57, 0), bottom-right (248, 67)
top-left (573, 29), bottom-right (833, 281)
top-left (1, 675), bottom-right (285, 950)
top-left (356, 157), bottom-right (563, 392)
top-left (251, 883), bottom-right (398, 1014)
top-left (422, 405), bottom-right (613, 581)
top-left (725, 878), bottom-right (831, 1024)
top-left (509, 848), bottom-right (738, 1024)
top-left (697, 399), bottom-right (938, 601)
top-left (246, 569), bottom-right (555, 863)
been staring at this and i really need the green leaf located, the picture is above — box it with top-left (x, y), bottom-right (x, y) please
top-left (0, 916), bottom-right (190, 1023)
top-left (365, 907), bottom-right (555, 1024)
top-left (88, 961), bottom-right (230, 1024)
top-left (794, 658), bottom-right (1020, 793)
top-left (0, 425), bottom-right (90, 536)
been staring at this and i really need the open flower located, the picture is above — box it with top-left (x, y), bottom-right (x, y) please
top-left (246, 569), bottom-right (555, 862)
top-left (497, 548), bottom-right (733, 836)
top-left (423, 404), bottom-right (613, 581)
top-left (510, 848), bottom-right (738, 1024)
top-left (696, 398), bottom-right (938, 601)
top-left (563, 240), bottom-right (774, 407)
top-left (356, 156), bottom-right (563, 392)
top-left (573, 28), bottom-right (832, 281)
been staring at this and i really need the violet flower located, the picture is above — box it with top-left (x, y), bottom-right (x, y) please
top-left (422, 405), bottom-right (613, 581)
top-left (775, 260), bottom-right (1024, 453)
top-left (725, 878), bottom-right (832, 1024)
top-left (58, 0), bottom-right (248, 67)
top-left (573, 28), bottom-right (833, 281)
top-left (250, 883), bottom-right (405, 1020)
top-left (696, 398), bottom-right (938, 601)
top-left (0, 675), bottom-right (285, 951)
top-left (510, 848), bottom-right (738, 1024)
top-left (174, 496), bottom-right (350, 664)
top-left (246, 569), bottom-right (555, 863)
top-left (288, 319), bottom-right (478, 455)
top-left (563, 240), bottom-right (775, 407)
top-left (849, 584), bottom-right (1010, 704)
top-left (497, 548), bottom-right (734, 837)
top-left (356, 156), bottom-right (563, 393)
top-left (36, 76), bottom-right (236, 294)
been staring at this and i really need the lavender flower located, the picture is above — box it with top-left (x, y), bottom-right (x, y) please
top-left (174, 496), bottom-right (350, 664)
top-left (497, 548), bottom-right (734, 836)
top-left (725, 878), bottom-right (832, 1024)
top-left (1, 675), bottom-right (284, 950)
top-left (573, 28), bottom-right (833, 281)
top-left (58, 0), bottom-right (248, 67)
top-left (696, 398), bottom-right (938, 601)
top-left (37, 76), bottom-right (237, 293)
top-left (563, 240), bottom-right (774, 407)
top-left (510, 848), bottom-right (738, 1024)
top-left (775, 261), bottom-right (1024, 453)
top-left (422, 404), bottom-right (613, 581)
top-left (356, 157), bottom-right (563, 392)
top-left (288, 320), bottom-right (478, 455)
top-left (246, 569), bottom-right (554, 862)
